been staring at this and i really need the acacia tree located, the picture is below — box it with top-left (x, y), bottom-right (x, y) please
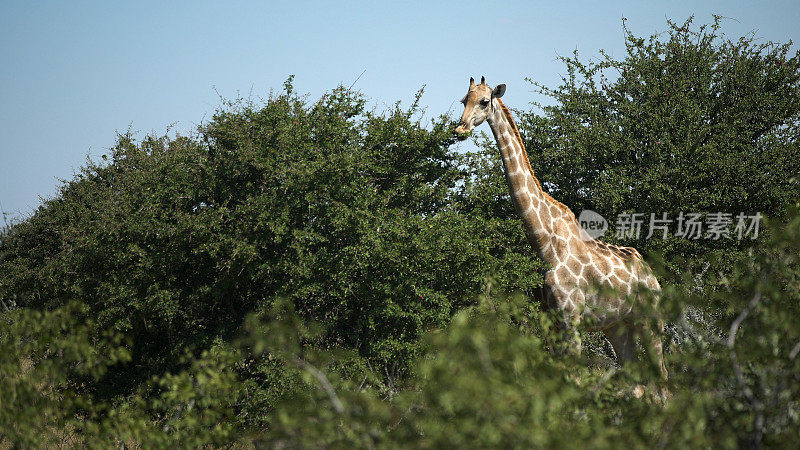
top-left (515, 16), bottom-right (800, 282)
top-left (2, 17), bottom-right (800, 448)
top-left (0, 79), bottom-right (544, 418)
top-left (237, 206), bottom-right (800, 449)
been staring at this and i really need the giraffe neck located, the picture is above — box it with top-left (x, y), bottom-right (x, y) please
top-left (487, 98), bottom-right (583, 264)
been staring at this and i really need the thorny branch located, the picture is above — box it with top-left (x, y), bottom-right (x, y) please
top-left (726, 291), bottom-right (763, 449)
top-left (789, 339), bottom-right (800, 361)
top-left (293, 357), bottom-right (345, 414)
top-left (294, 357), bottom-right (378, 449)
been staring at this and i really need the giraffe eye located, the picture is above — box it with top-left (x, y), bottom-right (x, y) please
top-left (480, 99), bottom-right (490, 106)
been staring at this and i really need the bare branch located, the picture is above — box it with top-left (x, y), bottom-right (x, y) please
top-left (726, 291), bottom-right (763, 449)
top-left (727, 292), bottom-right (760, 349)
top-left (294, 357), bottom-right (345, 414)
top-left (790, 339), bottom-right (800, 361)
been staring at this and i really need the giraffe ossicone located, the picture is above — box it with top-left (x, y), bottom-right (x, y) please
top-left (455, 76), bottom-right (668, 380)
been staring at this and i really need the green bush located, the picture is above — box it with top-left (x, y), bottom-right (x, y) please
top-left (1, 17), bottom-right (798, 448)
top-left (246, 208), bottom-right (800, 448)
top-left (0, 77), bottom-right (544, 443)
top-left (0, 303), bottom-right (130, 447)
top-left (516, 16), bottom-right (800, 284)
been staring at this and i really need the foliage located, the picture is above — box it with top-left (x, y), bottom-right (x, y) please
top-left (0, 303), bottom-right (247, 447)
top-left (517, 16), bottom-right (800, 283)
top-left (243, 209), bottom-right (800, 449)
top-left (0, 303), bottom-right (130, 447)
top-left (241, 209), bottom-right (800, 448)
top-left (660, 208), bottom-right (800, 448)
top-left (0, 76), bottom-right (543, 444)
top-left (1, 17), bottom-right (799, 448)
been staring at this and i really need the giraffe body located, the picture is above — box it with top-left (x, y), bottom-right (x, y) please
top-left (456, 77), bottom-right (667, 378)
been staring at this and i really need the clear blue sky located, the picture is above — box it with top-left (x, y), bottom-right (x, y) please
top-left (1, 1), bottom-right (798, 221)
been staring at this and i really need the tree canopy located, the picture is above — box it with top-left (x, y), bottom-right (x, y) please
top-left (518, 17), bottom-right (800, 282)
top-left (1, 17), bottom-right (799, 448)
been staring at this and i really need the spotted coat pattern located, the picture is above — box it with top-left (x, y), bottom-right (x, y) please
top-left (456, 78), bottom-right (667, 378)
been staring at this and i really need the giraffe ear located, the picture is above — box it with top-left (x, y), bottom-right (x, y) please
top-left (492, 84), bottom-right (506, 99)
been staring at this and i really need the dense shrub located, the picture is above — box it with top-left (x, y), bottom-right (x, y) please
top-left (245, 208), bottom-right (800, 448)
top-left (1, 17), bottom-right (798, 448)
top-left (517, 16), bottom-right (800, 284)
top-left (0, 77), bottom-right (544, 443)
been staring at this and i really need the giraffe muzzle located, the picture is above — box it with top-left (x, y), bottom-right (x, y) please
top-left (454, 123), bottom-right (472, 140)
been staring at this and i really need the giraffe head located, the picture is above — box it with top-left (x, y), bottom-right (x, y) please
top-left (454, 76), bottom-right (506, 140)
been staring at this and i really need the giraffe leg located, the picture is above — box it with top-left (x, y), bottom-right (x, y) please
top-left (606, 324), bottom-right (649, 399)
top-left (639, 320), bottom-right (670, 402)
top-left (604, 323), bottom-right (635, 364)
top-left (543, 312), bottom-right (581, 357)
top-left (564, 310), bottom-right (583, 356)
top-left (643, 319), bottom-right (669, 381)
top-left (540, 280), bottom-right (583, 356)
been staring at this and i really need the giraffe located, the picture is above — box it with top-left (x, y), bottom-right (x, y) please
top-left (455, 77), bottom-right (667, 380)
